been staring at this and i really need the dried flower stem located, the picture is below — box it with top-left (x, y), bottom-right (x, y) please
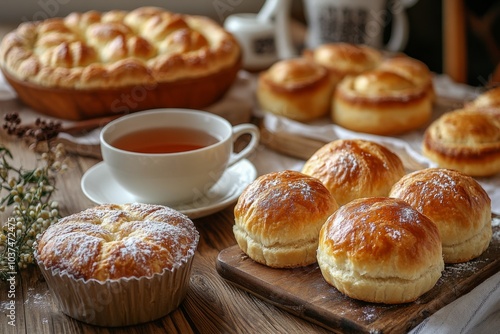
top-left (0, 113), bottom-right (67, 280)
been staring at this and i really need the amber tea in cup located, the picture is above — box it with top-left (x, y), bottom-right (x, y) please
top-left (110, 127), bottom-right (219, 154)
top-left (100, 108), bottom-right (260, 205)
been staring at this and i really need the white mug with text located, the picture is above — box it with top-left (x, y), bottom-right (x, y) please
top-left (303, 0), bottom-right (418, 51)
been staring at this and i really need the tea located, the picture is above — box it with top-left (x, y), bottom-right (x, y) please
top-left (111, 127), bottom-right (219, 154)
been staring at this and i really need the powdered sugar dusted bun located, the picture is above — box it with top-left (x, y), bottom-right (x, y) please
top-left (36, 203), bottom-right (199, 281)
top-left (389, 168), bottom-right (492, 263)
top-left (233, 170), bottom-right (338, 268)
top-left (301, 139), bottom-right (405, 206)
top-left (256, 58), bottom-right (335, 121)
top-left (317, 197), bottom-right (444, 304)
top-left (422, 108), bottom-right (500, 177)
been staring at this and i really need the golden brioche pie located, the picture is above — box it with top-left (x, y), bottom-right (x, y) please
top-left (0, 7), bottom-right (241, 120)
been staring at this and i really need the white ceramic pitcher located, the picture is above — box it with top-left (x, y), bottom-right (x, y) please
top-left (224, 0), bottom-right (295, 71)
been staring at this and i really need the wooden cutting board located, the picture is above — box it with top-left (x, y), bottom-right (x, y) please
top-left (216, 217), bottom-right (500, 334)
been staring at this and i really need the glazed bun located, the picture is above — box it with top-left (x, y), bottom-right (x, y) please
top-left (422, 108), bottom-right (500, 177)
top-left (332, 64), bottom-right (433, 135)
top-left (256, 58), bottom-right (335, 121)
top-left (317, 197), bottom-right (444, 304)
top-left (377, 55), bottom-right (435, 102)
top-left (233, 170), bottom-right (338, 268)
top-left (465, 86), bottom-right (500, 111)
top-left (301, 139), bottom-right (405, 206)
top-left (303, 43), bottom-right (382, 87)
top-left (389, 168), bottom-right (492, 263)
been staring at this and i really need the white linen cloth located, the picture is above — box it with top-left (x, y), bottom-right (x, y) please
top-left (0, 70), bottom-right (498, 334)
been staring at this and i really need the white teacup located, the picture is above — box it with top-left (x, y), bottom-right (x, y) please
top-left (100, 109), bottom-right (260, 205)
top-left (303, 0), bottom-right (418, 51)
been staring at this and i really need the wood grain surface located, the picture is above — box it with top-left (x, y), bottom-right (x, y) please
top-left (0, 130), bottom-right (332, 334)
top-left (216, 220), bottom-right (500, 334)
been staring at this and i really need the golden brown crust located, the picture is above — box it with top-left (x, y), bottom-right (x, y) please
top-left (301, 139), bottom-right (405, 206)
top-left (256, 58), bottom-right (335, 121)
top-left (35, 203), bottom-right (199, 281)
top-left (317, 197), bottom-right (444, 304)
top-left (422, 108), bottom-right (500, 177)
top-left (377, 55), bottom-right (435, 101)
top-left (389, 168), bottom-right (492, 263)
top-left (303, 43), bottom-right (382, 85)
top-left (332, 67), bottom-right (433, 135)
top-left (233, 170), bottom-right (338, 268)
top-left (465, 86), bottom-right (500, 110)
top-left (0, 7), bottom-right (241, 89)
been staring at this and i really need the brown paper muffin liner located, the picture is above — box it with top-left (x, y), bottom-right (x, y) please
top-left (34, 246), bottom-right (196, 327)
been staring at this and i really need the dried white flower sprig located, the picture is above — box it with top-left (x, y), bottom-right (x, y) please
top-left (0, 113), bottom-right (68, 281)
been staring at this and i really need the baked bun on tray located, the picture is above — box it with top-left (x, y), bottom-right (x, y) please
top-left (390, 168), bottom-right (492, 263)
top-left (301, 139), bottom-right (405, 206)
top-left (317, 197), bottom-right (444, 304)
top-left (233, 170), bottom-right (338, 268)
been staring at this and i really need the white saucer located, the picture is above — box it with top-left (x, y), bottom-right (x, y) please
top-left (81, 159), bottom-right (257, 219)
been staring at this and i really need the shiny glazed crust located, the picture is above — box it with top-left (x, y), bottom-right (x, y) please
top-left (257, 58), bottom-right (335, 121)
top-left (233, 170), bottom-right (338, 268)
top-left (0, 7), bottom-right (241, 120)
top-left (301, 139), bottom-right (405, 206)
top-left (35, 203), bottom-right (199, 281)
top-left (389, 168), bottom-right (492, 263)
top-left (332, 60), bottom-right (433, 135)
top-left (317, 197), bottom-right (444, 304)
top-left (465, 86), bottom-right (500, 110)
top-left (303, 43), bottom-right (382, 86)
top-left (422, 108), bottom-right (500, 176)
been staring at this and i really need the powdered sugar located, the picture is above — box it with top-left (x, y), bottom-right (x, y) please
top-left (36, 203), bottom-right (199, 281)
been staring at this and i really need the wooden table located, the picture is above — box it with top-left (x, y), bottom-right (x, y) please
top-left (0, 125), bottom-right (333, 334)
top-left (0, 23), bottom-right (329, 334)
top-left (0, 26), bottom-right (316, 333)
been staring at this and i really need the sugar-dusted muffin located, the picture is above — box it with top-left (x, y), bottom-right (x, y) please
top-left (233, 170), bottom-right (338, 268)
top-left (0, 7), bottom-right (241, 120)
top-left (35, 203), bottom-right (199, 326)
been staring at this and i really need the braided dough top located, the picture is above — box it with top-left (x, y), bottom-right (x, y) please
top-left (0, 7), bottom-right (241, 89)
